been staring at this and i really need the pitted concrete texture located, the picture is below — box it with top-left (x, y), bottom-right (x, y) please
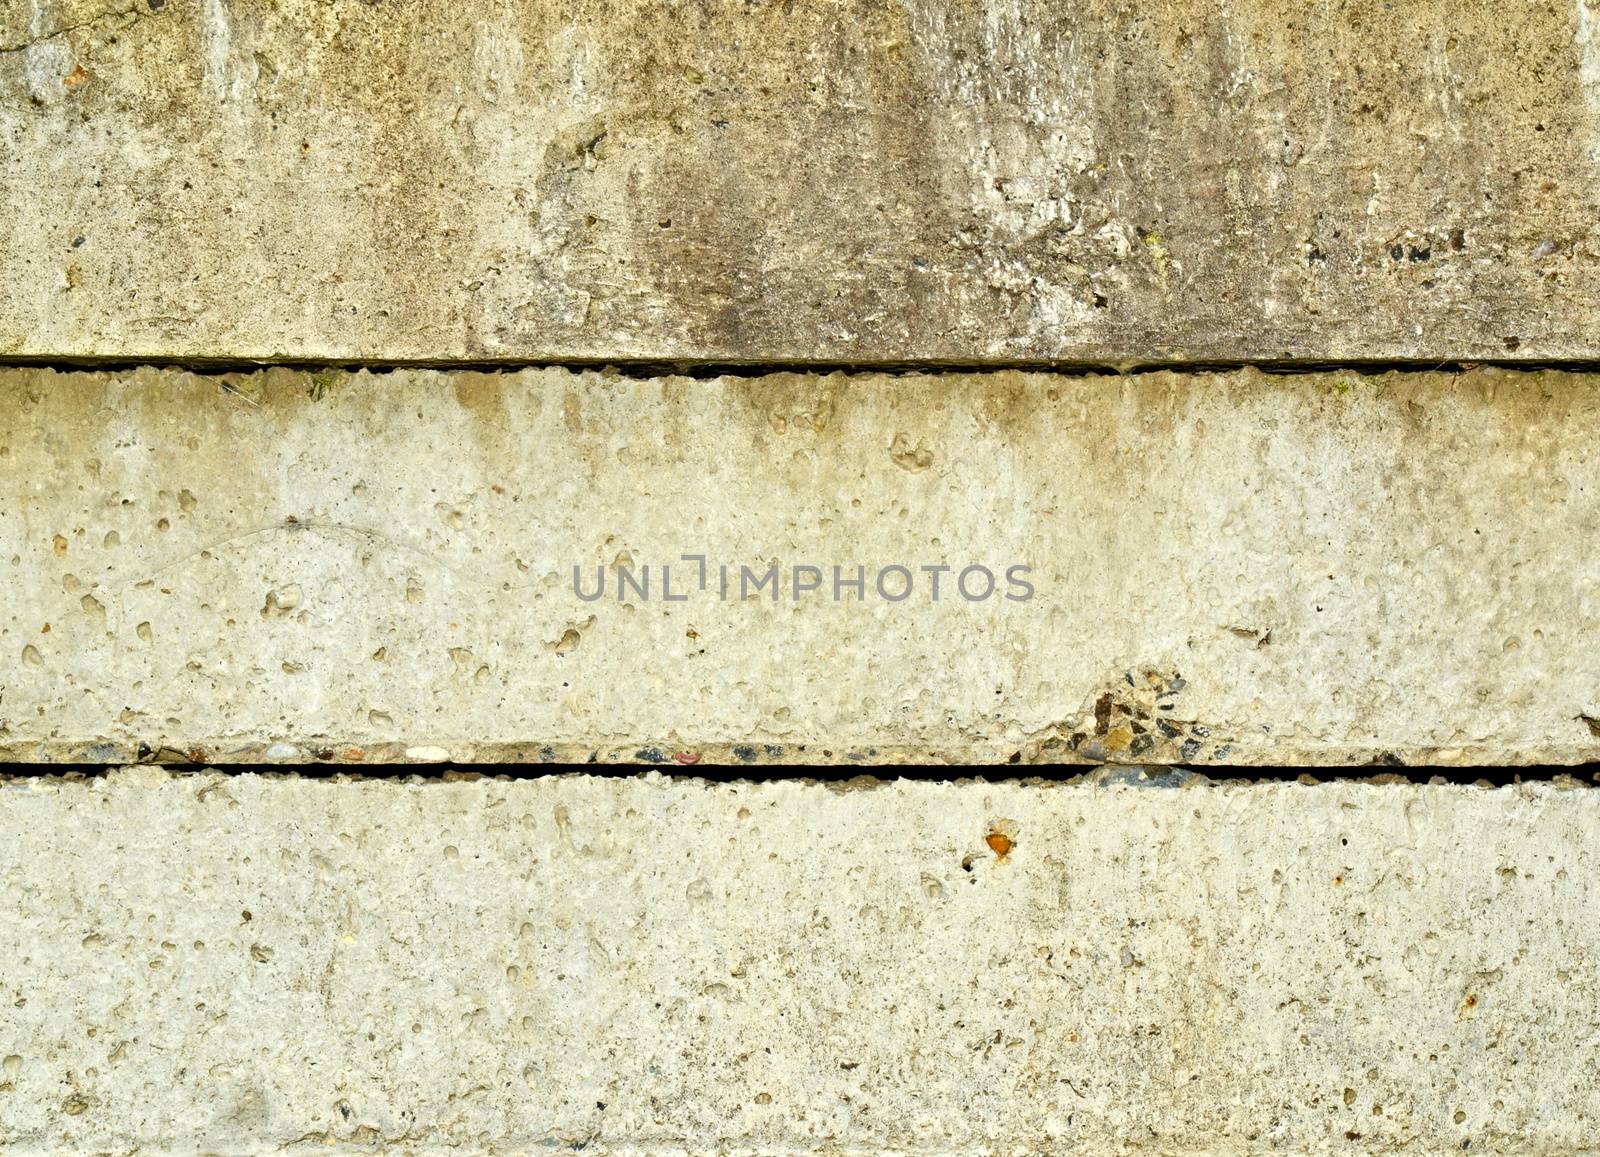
top-left (3, 365), bottom-right (1599, 766)
top-left (0, 771), bottom-right (1597, 1154)
top-left (2, 0), bottom-right (1600, 362)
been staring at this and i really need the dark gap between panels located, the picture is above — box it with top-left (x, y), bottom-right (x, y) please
top-left (3, 355), bottom-right (1600, 380)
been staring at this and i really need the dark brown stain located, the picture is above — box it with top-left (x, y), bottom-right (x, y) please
top-left (1094, 693), bottom-right (1114, 736)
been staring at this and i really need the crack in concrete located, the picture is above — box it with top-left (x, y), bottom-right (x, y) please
top-left (0, 2), bottom-right (155, 56)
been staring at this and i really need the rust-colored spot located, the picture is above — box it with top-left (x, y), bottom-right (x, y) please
top-left (672, 751), bottom-right (702, 765)
top-left (342, 747), bottom-right (366, 761)
top-left (1333, 874), bottom-right (1344, 886)
top-left (986, 831), bottom-right (1014, 858)
top-left (63, 64), bottom-right (90, 88)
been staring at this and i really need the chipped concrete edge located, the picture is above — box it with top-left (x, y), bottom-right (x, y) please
top-left (7, 737), bottom-right (1600, 768)
top-left (3, 766), bottom-right (1595, 793)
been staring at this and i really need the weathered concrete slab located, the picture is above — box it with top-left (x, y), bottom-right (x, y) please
top-left (1, 364), bottom-right (1596, 765)
top-left (0, 771), bottom-right (1597, 1153)
top-left (2, 0), bottom-right (1599, 362)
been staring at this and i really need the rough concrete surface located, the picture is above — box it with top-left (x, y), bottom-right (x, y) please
top-left (1, 771), bottom-right (1597, 1154)
top-left (2, 364), bottom-right (1597, 765)
top-left (3, 0), bottom-right (1600, 362)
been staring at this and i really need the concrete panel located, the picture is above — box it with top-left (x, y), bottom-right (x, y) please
top-left (0, 365), bottom-right (1595, 765)
top-left (0, 771), bottom-right (1597, 1153)
top-left (1, 0), bottom-right (1598, 362)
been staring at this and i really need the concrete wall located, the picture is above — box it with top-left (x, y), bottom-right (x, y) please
top-left (2, 771), bottom-right (1596, 1154)
top-left (4, 0), bottom-right (1599, 1152)
top-left (2, 0), bottom-right (1598, 362)
top-left (4, 365), bottom-right (1597, 766)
